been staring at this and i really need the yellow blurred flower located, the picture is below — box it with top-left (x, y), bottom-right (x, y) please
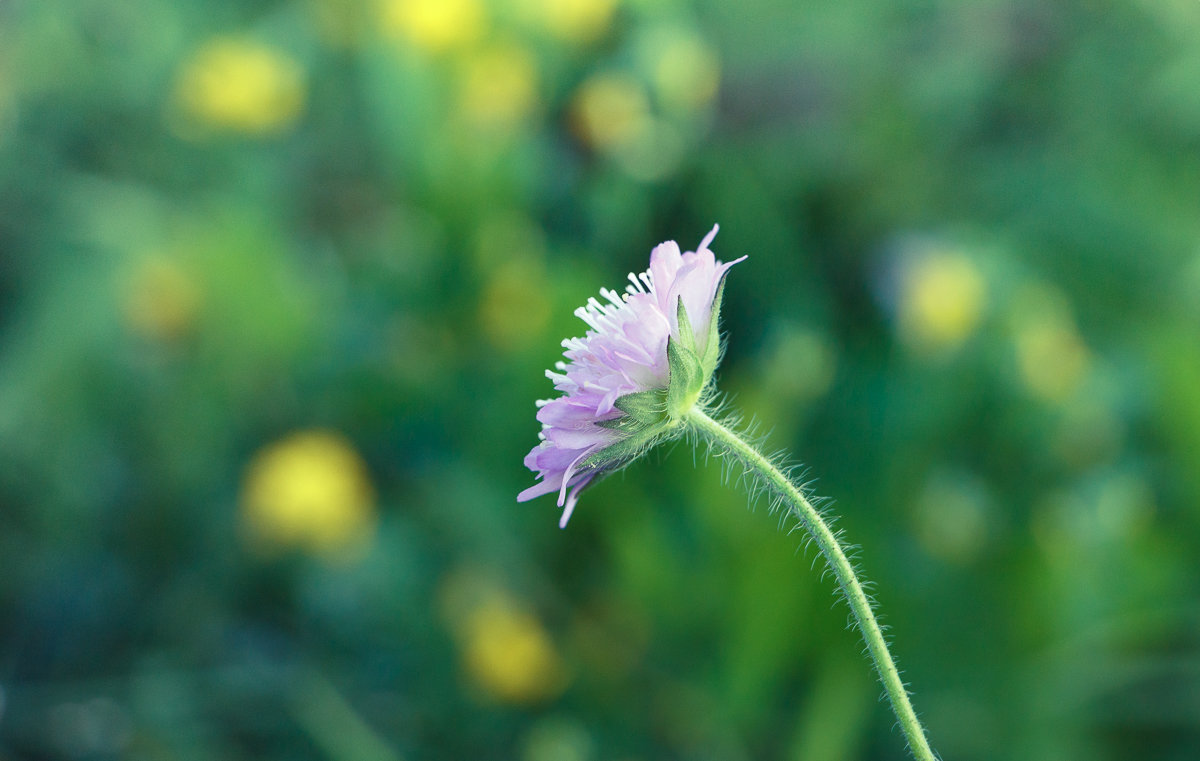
top-left (474, 214), bottom-right (550, 347)
top-left (457, 42), bottom-right (539, 132)
top-left (640, 28), bottom-right (720, 113)
top-left (1010, 284), bottom-right (1090, 402)
top-left (463, 595), bottom-right (568, 704)
top-left (1015, 323), bottom-right (1090, 403)
top-left (898, 251), bottom-right (987, 352)
top-left (439, 569), bottom-right (568, 704)
top-left (570, 73), bottom-right (650, 151)
top-left (479, 257), bottom-right (552, 349)
top-left (569, 72), bottom-right (687, 180)
top-left (173, 37), bottom-right (305, 135)
top-left (379, 0), bottom-right (485, 53)
top-left (516, 0), bottom-right (618, 43)
top-left (123, 255), bottom-right (202, 342)
top-left (241, 431), bottom-right (376, 558)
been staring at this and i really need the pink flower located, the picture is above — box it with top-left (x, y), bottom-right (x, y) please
top-left (519, 225), bottom-right (745, 527)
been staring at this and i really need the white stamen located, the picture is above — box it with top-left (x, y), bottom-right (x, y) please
top-left (574, 306), bottom-right (600, 330)
top-left (585, 297), bottom-right (619, 330)
top-left (600, 288), bottom-right (625, 308)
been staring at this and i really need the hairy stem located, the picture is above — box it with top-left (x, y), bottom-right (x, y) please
top-left (685, 407), bottom-right (937, 761)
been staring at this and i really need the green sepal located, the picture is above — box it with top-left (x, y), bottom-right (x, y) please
top-left (700, 275), bottom-right (728, 380)
top-left (594, 416), bottom-right (642, 433)
top-left (614, 388), bottom-right (668, 423)
top-left (675, 296), bottom-right (698, 355)
top-left (580, 427), bottom-right (663, 470)
top-left (596, 389), bottom-right (669, 433)
top-left (667, 334), bottom-right (704, 420)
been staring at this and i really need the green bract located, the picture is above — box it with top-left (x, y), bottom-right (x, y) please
top-left (582, 279), bottom-right (732, 471)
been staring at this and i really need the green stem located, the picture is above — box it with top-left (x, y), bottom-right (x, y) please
top-left (685, 407), bottom-right (937, 761)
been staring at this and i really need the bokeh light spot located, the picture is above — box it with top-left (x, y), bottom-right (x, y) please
top-left (241, 431), bottom-right (376, 560)
top-left (570, 73), bottom-right (651, 152)
top-left (439, 569), bottom-right (568, 705)
top-left (379, 0), bottom-right (486, 53)
top-left (1010, 283), bottom-right (1091, 403)
top-left (480, 258), bottom-right (552, 350)
top-left (457, 42), bottom-right (539, 132)
top-left (172, 37), bottom-right (305, 135)
top-left (640, 27), bottom-right (721, 113)
top-left (463, 595), bottom-right (568, 704)
top-left (898, 250), bottom-right (987, 353)
top-left (519, 0), bottom-right (619, 44)
top-left (123, 255), bottom-right (202, 343)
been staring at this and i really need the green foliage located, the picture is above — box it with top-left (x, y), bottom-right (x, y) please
top-left (2, 0), bottom-right (1200, 759)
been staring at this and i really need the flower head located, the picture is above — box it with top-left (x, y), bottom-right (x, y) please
top-left (519, 225), bottom-right (745, 527)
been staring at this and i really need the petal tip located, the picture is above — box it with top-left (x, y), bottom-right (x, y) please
top-left (559, 488), bottom-right (581, 527)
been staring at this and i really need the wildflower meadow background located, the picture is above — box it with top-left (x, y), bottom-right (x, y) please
top-left (2, 0), bottom-right (1200, 759)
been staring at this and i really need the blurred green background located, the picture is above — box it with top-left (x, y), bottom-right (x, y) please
top-left (2, 0), bottom-right (1200, 759)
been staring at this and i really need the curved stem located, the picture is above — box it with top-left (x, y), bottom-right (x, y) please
top-left (685, 407), bottom-right (937, 761)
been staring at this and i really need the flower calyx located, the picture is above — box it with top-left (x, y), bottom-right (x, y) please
top-left (584, 281), bottom-right (733, 472)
